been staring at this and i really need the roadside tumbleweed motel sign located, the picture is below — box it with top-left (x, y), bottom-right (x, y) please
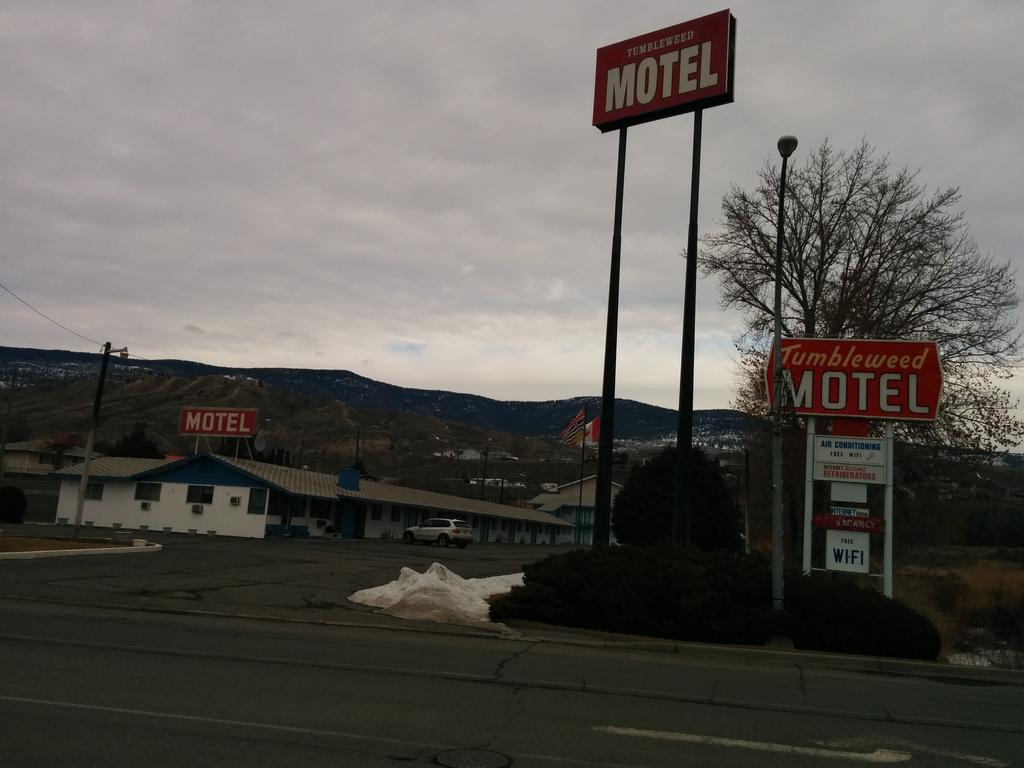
top-left (765, 338), bottom-right (943, 597)
top-left (590, 11), bottom-right (736, 548)
top-left (765, 339), bottom-right (943, 421)
top-left (592, 10), bottom-right (736, 132)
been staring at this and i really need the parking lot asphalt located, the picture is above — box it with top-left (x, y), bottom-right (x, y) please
top-left (0, 524), bottom-right (569, 633)
top-left (3, 524), bottom-right (1021, 683)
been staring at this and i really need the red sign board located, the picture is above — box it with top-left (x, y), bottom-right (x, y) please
top-left (593, 10), bottom-right (736, 132)
top-left (179, 407), bottom-right (258, 437)
top-left (814, 514), bottom-right (885, 534)
top-left (766, 339), bottom-right (943, 421)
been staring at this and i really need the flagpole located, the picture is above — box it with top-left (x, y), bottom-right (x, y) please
top-left (577, 403), bottom-right (587, 548)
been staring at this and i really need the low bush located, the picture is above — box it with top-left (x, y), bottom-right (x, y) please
top-left (0, 486), bottom-right (27, 524)
top-left (491, 546), bottom-right (777, 645)
top-left (491, 546), bottom-right (941, 660)
top-left (785, 575), bottom-right (941, 660)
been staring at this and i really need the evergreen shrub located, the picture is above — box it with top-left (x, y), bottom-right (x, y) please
top-left (491, 546), bottom-right (942, 660)
top-left (490, 545), bottom-right (776, 645)
top-left (0, 486), bottom-right (27, 524)
top-left (785, 575), bottom-right (941, 660)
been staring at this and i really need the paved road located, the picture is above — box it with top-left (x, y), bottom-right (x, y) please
top-left (1, 600), bottom-right (1022, 768)
top-left (1, 525), bottom-right (566, 628)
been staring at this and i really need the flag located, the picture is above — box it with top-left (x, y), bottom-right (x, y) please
top-left (559, 407), bottom-right (586, 446)
top-left (584, 417), bottom-right (601, 445)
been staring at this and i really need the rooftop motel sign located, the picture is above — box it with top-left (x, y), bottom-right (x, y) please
top-left (592, 9), bottom-right (736, 132)
top-left (179, 407), bottom-right (258, 438)
top-left (766, 339), bottom-right (943, 421)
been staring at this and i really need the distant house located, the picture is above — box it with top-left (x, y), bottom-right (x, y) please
top-left (527, 475), bottom-right (622, 546)
top-left (1, 439), bottom-right (98, 477)
top-left (51, 453), bottom-right (573, 542)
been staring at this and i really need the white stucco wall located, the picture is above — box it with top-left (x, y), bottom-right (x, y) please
top-left (359, 506), bottom-right (564, 544)
top-left (362, 502), bottom-right (406, 540)
top-left (55, 479), bottom-right (268, 538)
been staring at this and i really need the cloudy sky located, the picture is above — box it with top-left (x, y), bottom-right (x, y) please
top-left (2, 0), bottom-right (1022, 417)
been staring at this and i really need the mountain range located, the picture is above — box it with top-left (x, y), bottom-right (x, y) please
top-left (0, 345), bottom-right (755, 445)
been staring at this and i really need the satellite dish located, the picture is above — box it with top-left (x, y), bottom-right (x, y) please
top-left (253, 431), bottom-right (267, 452)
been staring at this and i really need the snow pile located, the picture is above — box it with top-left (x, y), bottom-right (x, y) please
top-left (349, 562), bottom-right (523, 627)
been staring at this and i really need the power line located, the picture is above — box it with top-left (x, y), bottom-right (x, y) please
top-left (0, 279), bottom-right (156, 363)
top-left (0, 279), bottom-right (102, 347)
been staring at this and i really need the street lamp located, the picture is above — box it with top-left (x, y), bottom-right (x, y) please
top-left (772, 135), bottom-right (797, 611)
top-left (72, 341), bottom-right (128, 539)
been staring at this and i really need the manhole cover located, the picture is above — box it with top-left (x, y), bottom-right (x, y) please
top-left (435, 749), bottom-right (511, 768)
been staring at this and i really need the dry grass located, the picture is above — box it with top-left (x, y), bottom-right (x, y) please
top-left (898, 555), bottom-right (1024, 667)
top-left (0, 536), bottom-right (128, 553)
top-left (959, 563), bottom-right (1024, 599)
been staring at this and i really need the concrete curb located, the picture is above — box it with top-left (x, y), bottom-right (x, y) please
top-left (0, 543), bottom-right (163, 561)
top-left (505, 620), bottom-right (1024, 683)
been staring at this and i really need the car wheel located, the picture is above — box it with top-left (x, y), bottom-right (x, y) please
top-left (403, 531), bottom-right (414, 544)
top-left (438, 534), bottom-right (450, 547)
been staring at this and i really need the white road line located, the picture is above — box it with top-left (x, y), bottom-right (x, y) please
top-left (594, 726), bottom-right (912, 763)
top-left (0, 694), bottom-right (440, 751)
top-left (820, 736), bottom-right (1009, 768)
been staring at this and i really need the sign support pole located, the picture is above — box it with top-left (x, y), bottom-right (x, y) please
top-left (802, 416), bottom-right (815, 575)
top-left (883, 422), bottom-right (895, 597)
top-left (594, 127), bottom-right (628, 548)
top-left (674, 108), bottom-right (703, 548)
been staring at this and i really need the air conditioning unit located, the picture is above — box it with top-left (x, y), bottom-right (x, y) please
top-left (191, 504), bottom-right (204, 514)
top-left (229, 496), bottom-right (241, 506)
top-left (140, 501), bottom-right (151, 511)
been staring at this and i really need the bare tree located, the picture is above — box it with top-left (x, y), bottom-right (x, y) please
top-left (702, 139), bottom-right (1023, 453)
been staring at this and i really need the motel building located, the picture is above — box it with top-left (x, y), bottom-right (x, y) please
top-left (527, 475), bottom-right (622, 546)
top-left (51, 453), bottom-right (573, 542)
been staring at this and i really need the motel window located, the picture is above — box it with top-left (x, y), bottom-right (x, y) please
top-left (500, 519), bottom-right (508, 532)
top-left (134, 482), bottom-right (162, 502)
top-left (39, 453), bottom-right (56, 465)
top-left (247, 488), bottom-right (268, 515)
top-left (311, 499), bottom-right (333, 520)
top-left (85, 482), bottom-right (104, 500)
top-left (371, 503), bottom-right (382, 521)
top-left (186, 485), bottom-right (214, 505)
top-left (390, 506), bottom-right (400, 522)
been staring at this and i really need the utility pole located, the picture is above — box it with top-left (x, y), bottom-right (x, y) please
top-left (0, 390), bottom-right (11, 482)
top-left (479, 447), bottom-right (489, 500)
top-left (73, 342), bottom-right (127, 539)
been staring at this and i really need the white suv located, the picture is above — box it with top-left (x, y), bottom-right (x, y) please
top-left (403, 518), bottom-right (473, 548)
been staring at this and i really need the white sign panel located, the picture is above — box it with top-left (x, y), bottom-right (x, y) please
top-left (814, 437), bottom-right (885, 466)
top-left (826, 530), bottom-right (870, 573)
top-left (815, 462), bottom-right (885, 484)
top-left (830, 482), bottom-right (867, 503)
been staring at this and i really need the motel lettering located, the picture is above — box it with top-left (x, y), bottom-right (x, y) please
top-left (605, 41), bottom-right (719, 112)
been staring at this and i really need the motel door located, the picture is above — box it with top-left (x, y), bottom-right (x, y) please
top-left (403, 508), bottom-right (422, 530)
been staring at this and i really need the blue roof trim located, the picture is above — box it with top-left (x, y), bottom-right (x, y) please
top-left (132, 454), bottom-right (292, 495)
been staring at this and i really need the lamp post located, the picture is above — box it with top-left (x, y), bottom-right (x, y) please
top-left (772, 135), bottom-right (797, 611)
top-left (72, 341), bottom-right (128, 539)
